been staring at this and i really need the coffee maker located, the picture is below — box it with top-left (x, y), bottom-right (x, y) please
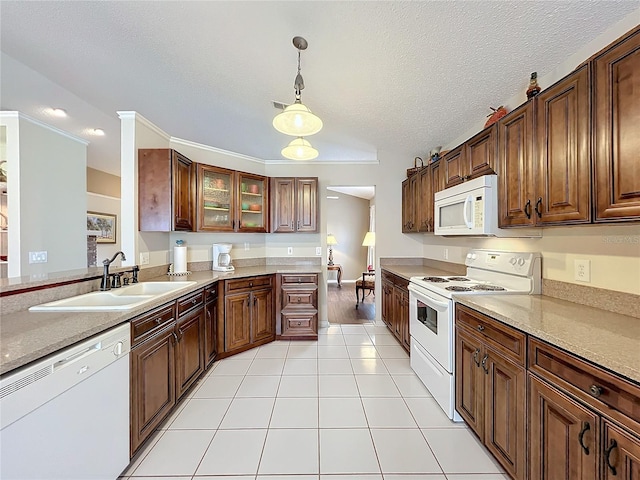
top-left (212, 243), bottom-right (234, 272)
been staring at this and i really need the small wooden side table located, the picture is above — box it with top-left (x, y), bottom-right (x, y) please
top-left (327, 264), bottom-right (342, 287)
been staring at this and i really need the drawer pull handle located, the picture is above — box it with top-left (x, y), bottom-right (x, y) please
top-left (589, 384), bottom-right (603, 398)
top-left (604, 439), bottom-right (617, 476)
top-left (578, 421), bottom-right (590, 455)
top-left (473, 348), bottom-right (481, 367)
top-left (297, 322), bottom-right (301, 326)
top-left (481, 354), bottom-right (489, 374)
top-left (155, 318), bottom-right (161, 324)
top-left (171, 332), bottom-right (178, 344)
top-left (477, 325), bottom-right (485, 332)
top-left (297, 297), bottom-right (302, 303)
top-left (524, 199), bottom-right (532, 219)
top-left (192, 299), bottom-right (197, 304)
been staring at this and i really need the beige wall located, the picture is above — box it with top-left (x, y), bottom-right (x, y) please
top-left (326, 193), bottom-right (370, 282)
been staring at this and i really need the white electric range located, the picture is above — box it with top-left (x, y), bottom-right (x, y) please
top-left (408, 249), bottom-right (541, 421)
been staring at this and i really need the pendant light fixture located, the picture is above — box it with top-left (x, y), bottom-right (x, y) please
top-left (281, 137), bottom-right (318, 161)
top-left (273, 36), bottom-right (323, 138)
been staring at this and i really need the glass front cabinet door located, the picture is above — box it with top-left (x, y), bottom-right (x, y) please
top-left (237, 173), bottom-right (268, 233)
top-left (198, 166), bottom-right (268, 233)
top-left (198, 165), bottom-right (235, 231)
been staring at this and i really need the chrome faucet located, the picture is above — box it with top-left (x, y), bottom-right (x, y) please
top-left (100, 251), bottom-right (126, 291)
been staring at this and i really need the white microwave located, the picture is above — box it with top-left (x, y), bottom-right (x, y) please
top-left (434, 175), bottom-right (541, 237)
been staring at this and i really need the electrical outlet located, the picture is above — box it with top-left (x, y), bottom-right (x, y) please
top-left (574, 259), bottom-right (591, 282)
top-left (287, 246), bottom-right (293, 255)
top-left (444, 248), bottom-right (449, 260)
top-left (139, 252), bottom-right (150, 265)
top-left (28, 251), bottom-right (48, 264)
top-left (315, 247), bottom-right (321, 256)
top-left (244, 242), bottom-right (250, 251)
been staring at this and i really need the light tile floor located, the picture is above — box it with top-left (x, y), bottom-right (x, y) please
top-left (120, 321), bottom-right (508, 480)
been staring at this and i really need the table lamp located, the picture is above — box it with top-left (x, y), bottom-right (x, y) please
top-left (327, 234), bottom-right (338, 266)
top-left (362, 231), bottom-right (375, 271)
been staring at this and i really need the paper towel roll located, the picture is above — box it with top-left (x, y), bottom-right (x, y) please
top-left (173, 246), bottom-right (188, 273)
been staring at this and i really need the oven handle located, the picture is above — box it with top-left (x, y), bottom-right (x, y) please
top-left (408, 286), bottom-right (450, 312)
top-left (462, 195), bottom-right (474, 229)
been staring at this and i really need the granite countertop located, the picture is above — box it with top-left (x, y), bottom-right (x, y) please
top-left (380, 265), bottom-right (460, 281)
top-left (0, 265), bottom-right (321, 376)
top-left (454, 295), bottom-right (640, 384)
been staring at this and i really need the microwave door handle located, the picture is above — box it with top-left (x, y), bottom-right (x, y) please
top-left (463, 195), bottom-right (473, 229)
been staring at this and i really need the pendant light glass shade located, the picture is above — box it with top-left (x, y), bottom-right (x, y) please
top-left (273, 101), bottom-right (323, 136)
top-left (281, 137), bottom-right (319, 161)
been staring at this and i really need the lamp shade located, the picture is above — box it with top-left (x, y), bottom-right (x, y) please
top-left (362, 231), bottom-right (375, 247)
top-left (273, 102), bottom-right (323, 137)
top-left (281, 137), bottom-right (319, 161)
top-left (327, 234), bottom-right (338, 246)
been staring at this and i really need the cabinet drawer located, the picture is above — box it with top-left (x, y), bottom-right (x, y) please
top-left (381, 270), bottom-right (409, 289)
top-left (225, 275), bottom-right (273, 293)
top-left (282, 285), bottom-right (317, 308)
top-left (204, 283), bottom-right (218, 302)
top-left (282, 311), bottom-right (317, 336)
top-left (131, 303), bottom-right (176, 346)
top-left (529, 337), bottom-right (640, 424)
top-left (456, 304), bottom-right (526, 366)
top-left (177, 290), bottom-right (204, 317)
top-left (282, 274), bottom-right (318, 285)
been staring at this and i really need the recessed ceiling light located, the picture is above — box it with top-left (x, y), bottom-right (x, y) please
top-left (91, 128), bottom-right (105, 136)
top-left (50, 108), bottom-right (67, 117)
top-left (326, 196), bottom-right (339, 200)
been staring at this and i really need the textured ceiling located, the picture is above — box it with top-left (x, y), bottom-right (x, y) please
top-left (1, 1), bottom-right (638, 175)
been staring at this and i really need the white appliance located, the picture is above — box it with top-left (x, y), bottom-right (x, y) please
top-left (434, 175), bottom-right (541, 237)
top-left (0, 323), bottom-right (131, 479)
top-left (212, 243), bottom-right (234, 272)
top-left (408, 249), bottom-right (541, 421)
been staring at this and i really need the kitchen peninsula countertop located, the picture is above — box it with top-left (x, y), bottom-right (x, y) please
top-left (454, 295), bottom-right (640, 384)
top-left (380, 265), bottom-right (460, 281)
top-left (0, 265), bottom-right (321, 376)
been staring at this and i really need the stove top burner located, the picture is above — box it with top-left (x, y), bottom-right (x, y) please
top-left (447, 277), bottom-right (470, 281)
top-left (472, 284), bottom-right (507, 291)
top-left (445, 286), bottom-right (473, 292)
top-left (423, 277), bottom-right (449, 283)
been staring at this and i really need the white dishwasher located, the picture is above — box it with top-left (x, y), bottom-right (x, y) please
top-left (0, 323), bottom-right (131, 480)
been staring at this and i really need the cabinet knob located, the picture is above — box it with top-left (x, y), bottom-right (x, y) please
top-left (589, 384), bottom-right (603, 398)
top-left (297, 297), bottom-right (302, 303)
top-left (477, 324), bottom-right (485, 332)
top-left (192, 299), bottom-right (197, 305)
top-left (297, 322), bottom-right (301, 326)
top-left (155, 318), bottom-right (161, 324)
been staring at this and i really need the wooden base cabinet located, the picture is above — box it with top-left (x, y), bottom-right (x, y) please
top-left (380, 270), bottom-right (410, 352)
top-left (204, 283), bottom-right (218, 367)
top-left (602, 420), bottom-right (640, 479)
top-left (278, 274), bottom-right (318, 340)
top-left (455, 304), bottom-right (527, 480)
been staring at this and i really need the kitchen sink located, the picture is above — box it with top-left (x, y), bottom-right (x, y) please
top-left (29, 281), bottom-right (197, 312)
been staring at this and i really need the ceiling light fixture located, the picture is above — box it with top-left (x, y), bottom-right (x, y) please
top-left (91, 128), bottom-right (105, 136)
top-left (49, 108), bottom-right (67, 117)
top-left (281, 137), bottom-right (318, 161)
top-left (273, 36), bottom-right (323, 138)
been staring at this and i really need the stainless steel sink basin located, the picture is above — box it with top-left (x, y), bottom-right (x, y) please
top-left (29, 281), bottom-right (197, 312)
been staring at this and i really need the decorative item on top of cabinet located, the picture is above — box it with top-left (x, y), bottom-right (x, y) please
top-left (444, 125), bottom-right (497, 189)
top-left (222, 275), bottom-right (275, 355)
top-left (455, 304), bottom-right (526, 480)
top-left (406, 156), bottom-right (425, 177)
top-left (526, 72), bottom-right (541, 99)
top-left (380, 270), bottom-right (410, 352)
top-left (277, 273), bottom-right (318, 340)
top-left (270, 177), bottom-right (318, 233)
top-left (138, 149), bottom-right (195, 232)
top-left (593, 26), bottom-right (640, 222)
top-left (484, 106), bottom-right (508, 128)
top-left (197, 164), bottom-right (268, 232)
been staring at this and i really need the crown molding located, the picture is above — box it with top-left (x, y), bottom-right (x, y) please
top-left (0, 111), bottom-right (89, 145)
top-left (170, 137), bottom-right (265, 165)
top-left (117, 111), bottom-right (170, 140)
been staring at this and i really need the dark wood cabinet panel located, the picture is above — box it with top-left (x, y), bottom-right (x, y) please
top-left (401, 174), bottom-right (419, 232)
top-left (594, 27), bottom-right (640, 222)
top-left (417, 167), bottom-right (433, 232)
top-left (455, 326), bottom-right (484, 437)
top-left (483, 345), bottom-right (526, 480)
top-left (381, 278), bottom-right (393, 329)
top-left (204, 286), bottom-right (218, 367)
top-left (271, 177), bottom-right (318, 233)
top-left (139, 149), bottom-right (195, 232)
top-left (536, 65), bottom-right (591, 225)
top-left (130, 325), bottom-right (176, 456)
top-left (175, 307), bottom-right (204, 398)
top-left (431, 160), bottom-right (446, 195)
top-left (281, 311), bottom-right (317, 337)
top-left (602, 420), bottom-right (640, 480)
top-left (498, 102), bottom-right (535, 227)
top-left (380, 270), bottom-right (409, 352)
top-left (529, 374), bottom-right (599, 480)
top-left (400, 288), bottom-right (410, 351)
top-left (225, 293), bottom-right (251, 351)
top-left (467, 125), bottom-right (497, 179)
top-left (278, 273), bottom-right (318, 340)
top-left (251, 287), bottom-right (275, 343)
top-left (444, 145), bottom-right (466, 188)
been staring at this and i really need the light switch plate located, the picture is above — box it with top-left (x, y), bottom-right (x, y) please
top-left (140, 252), bottom-right (150, 265)
top-left (574, 259), bottom-right (591, 282)
top-left (315, 247), bottom-right (321, 256)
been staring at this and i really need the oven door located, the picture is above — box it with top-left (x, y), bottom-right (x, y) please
top-left (408, 284), bottom-right (453, 373)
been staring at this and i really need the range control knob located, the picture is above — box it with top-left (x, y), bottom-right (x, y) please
top-left (517, 257), bottom-right (525, 266)
top-left (471, 254), bottom-right (477, 260)
top-left (466, 253), bottom-right (472, 259)
top-left (509, 257), bottom-right (517, 265)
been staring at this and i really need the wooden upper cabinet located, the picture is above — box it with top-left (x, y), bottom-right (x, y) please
top-left (443, 145), bottom-right (466, 188)
top-left (237, 172), bottom-right (269, 232)
top-left (593, 27), bottom-right (640, 222)
top-left (467, 125), bottom-right (497, 179)
top-left (271, 177), bottom-right (318, 233)
top-left (535, 65), bottom-right (591, 225)
top-left (139, 149), bottom-right (195, 232)
top-left (498, 102), bottom-right (535, 227)
top-left (401, 175), bottom-right (418, 232)
top-left (417, 166), bottom-right (433, 232)
top-left (431, 160), bottom-right (446, 195)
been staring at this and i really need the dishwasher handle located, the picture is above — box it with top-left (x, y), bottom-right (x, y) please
top-left (53, 342), bottom-right (101, 371)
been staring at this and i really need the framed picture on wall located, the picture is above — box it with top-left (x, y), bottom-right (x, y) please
top-left (87, 211), bottom-right (117, 244)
